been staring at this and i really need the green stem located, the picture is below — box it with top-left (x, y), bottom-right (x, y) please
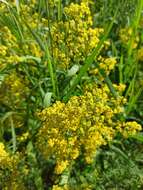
top-left (23, 20), bottom-right (59, 99)
top-left (104, 76), bottom-right (118, 98)
top-left (10, 116), bottom-right (16, 153)
top-left (119, 54), bottom-right (123, 84)
top-left (45, 46), bottom-right (59, 98)
top-left (58, 0), bottom-right (62, 21)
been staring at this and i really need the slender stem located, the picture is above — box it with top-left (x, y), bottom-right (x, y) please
top-left (119, 54), bottom-right (123, 84)
top-left (23, 20), bottom-right (59, 99)
top-left (45, 46), bottom-right (59, 99)
top-left (58, 0), bottom-right (62, 21)
top-left (104, 76), bottom-right (118, 98)
top-left (45, 0), bottom-right (54, 56)
top-left (10, 116), bottom-right (16, 153)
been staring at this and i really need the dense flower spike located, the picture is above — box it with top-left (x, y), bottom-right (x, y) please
top-left (36, 83), bottom-right (141, 174)
top-left (51, 2), bottom-right (106, 68)
top-left (0, 143), bottom-right (12, 168)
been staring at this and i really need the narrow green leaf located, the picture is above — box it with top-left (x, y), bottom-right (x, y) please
top-left (23, 21), bottom-right (59, 99)
top-left (119, 54), bottom-right (124, 83)
top-left (20, 55), bottom-right (41, 63)
top-left (110, 145), bottom-right (134, 166)
top-left (43, 92), bottom-right (52, 107)
top-left (131, 134), bottom-right (143, 143)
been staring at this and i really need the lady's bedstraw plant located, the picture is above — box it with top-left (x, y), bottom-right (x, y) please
top-left (0, 0), bottom-right (143, 189)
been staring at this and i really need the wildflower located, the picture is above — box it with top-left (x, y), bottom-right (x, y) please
top-left (51, 2), bottom-right (105, 68)
top-left (89, 56), bottom-right (117, 77)
top-left (116, 121), bottom-right (142, 138)
top-left (55, 160), bottom-right (69, 174)
top-left (0, 71), bottom-right (29, 109)
top-left (0, 143), bottom-right (11, 168)
top-left (17, 132), bottom-right (29, 142)
top-left (36, 83), bottom-right (141, 173)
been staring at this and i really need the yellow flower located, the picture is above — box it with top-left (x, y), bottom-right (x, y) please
top-left (36, 83), bottom-right (140, 170)
top-left (117, 121), bottom-right (142, 138)
top-left (55, 160), bottom-right (69, 174)
top-left (17, 132), bottom-right (29, 142)
top-left (51, 2), bottom-right (105, 69)
top-left (0, 143), bottom-right (10, 164)
top-left (52, 185), bottom-right (63, 190)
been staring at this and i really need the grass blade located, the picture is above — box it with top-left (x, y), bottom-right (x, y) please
top-left (23, 20), bottom-right (59, 99)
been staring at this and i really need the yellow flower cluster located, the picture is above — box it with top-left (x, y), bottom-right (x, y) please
top-left (51, 2), bottom-right (105, 69)
top-left (116, 121), bottom-right (142, 138)
top-left (0, 143), bottom-right (26, 189)
top-left (0, 143), bottom-right (12, 168)
top-left (52, 184), bottom-right (92, 190)
top-left (0, 3), bottom-right (45, 70)
top-left (113, 83), bottom-right (126, 95)
top-left (64, 2), bottom-right (92, 23)
top-left (0, 26), bottom-right (20, 69)
top-left (17, 132), bottom-right (29, 142)
top-left (36, 83), bottom-right (141, 175)
top-left (0, 26), bottom-right (42, 70)
top-left (0, 72), bottom-right (30, 128)
top-left (119, 27), bottom-right (139, 49)
top-left (20, 3), bottom-right (45, 30)
top-left (0, 145), bottom-right (26, 190)
top-left (52, 185), bottom-right (69, 190)
top-left (89, 56), bottom-right (117, 76)
top-left (0, 0), bottom-right (112, 75)
top-left (0, 1), bottom-right (142, 189)
top-left (0, 71), bottom-right (30, 128)
top-left (36, 99), bottom-right (82, 174)
top-left (0, 71), bottom-right (29, 109)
